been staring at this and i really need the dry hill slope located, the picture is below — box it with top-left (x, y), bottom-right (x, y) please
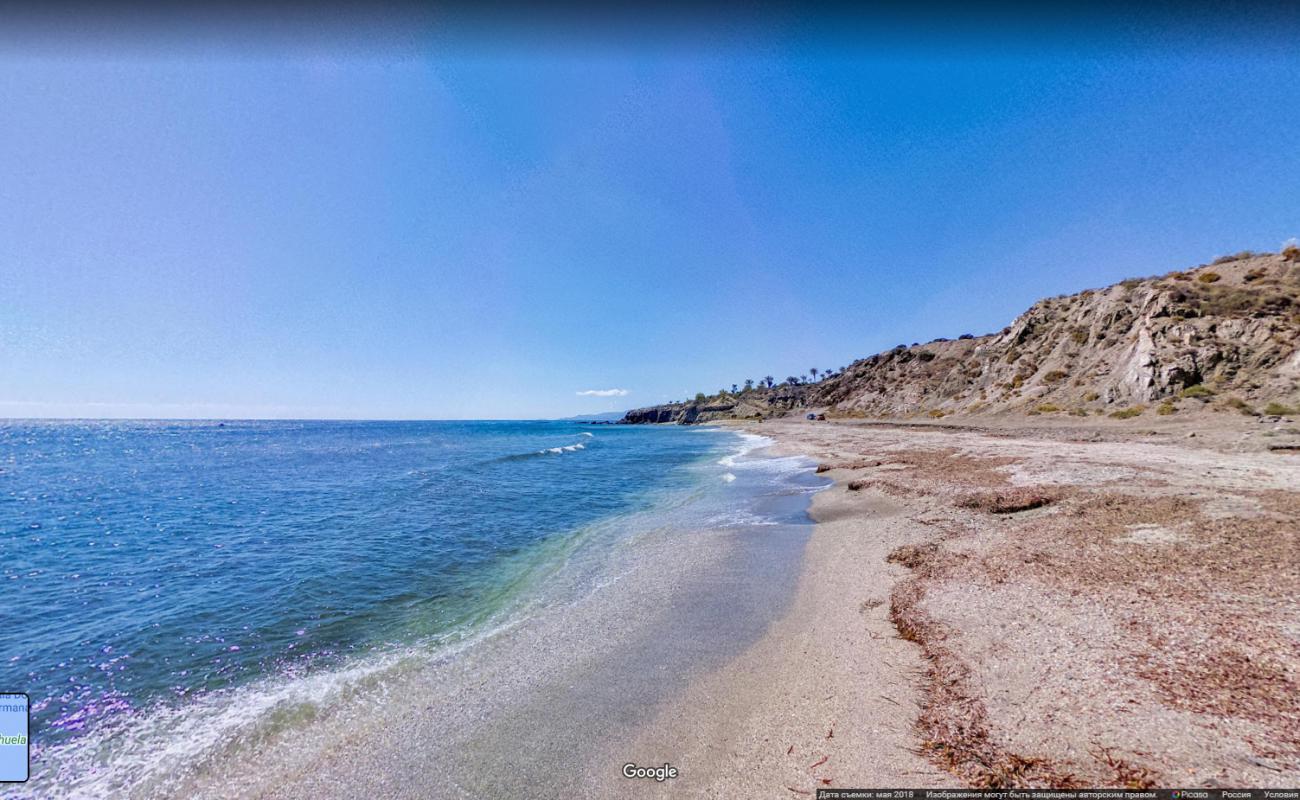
top-left (623, 250), bottom-right (1300, 424)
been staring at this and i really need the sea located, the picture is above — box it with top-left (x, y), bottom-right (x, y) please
top-left (0, 419), bottom-right (824, 797)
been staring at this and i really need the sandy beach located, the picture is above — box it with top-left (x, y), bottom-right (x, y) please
top-left (646, 414), bottom-right (1299, 792)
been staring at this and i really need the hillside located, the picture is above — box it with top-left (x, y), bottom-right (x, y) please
top-left (622, 250), bottom-right (1300, 424)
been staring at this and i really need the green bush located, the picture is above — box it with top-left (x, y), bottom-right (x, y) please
top-left (1156, 402), bottom-right (1177, 415)
top-left (1264, 402), bottom-right (1299, 416)
top-left (1224, 397), bottom-right (1257, 416)
top-left (1197, 271), bottom-right (1222, 284)
top-left (1180, 384), bottom-right (1214, 399)
top-left (1036, 403), bottom-right (1061, 413)
top-left (1109, 405), bottom-right (1146, 419)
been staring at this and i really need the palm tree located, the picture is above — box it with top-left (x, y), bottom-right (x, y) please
top-left (744, 379), bottom-right (754, 391)
top-left (731, 384), bottom-right (738, 394)
top-left (764, 376), bottom-right (775, 388)
top-left (810, 367), bottom-right (819, 381)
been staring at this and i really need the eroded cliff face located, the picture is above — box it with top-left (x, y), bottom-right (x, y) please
top-left (818, 253), bottom-right (1298, 417)
top-left (622, 252), bottom-right (1300, 424)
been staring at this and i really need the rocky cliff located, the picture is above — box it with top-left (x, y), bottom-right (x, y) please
top-left (622, 385), bottom-right (811, 424)
top-left (622, 251), bottom-right (1300, 423)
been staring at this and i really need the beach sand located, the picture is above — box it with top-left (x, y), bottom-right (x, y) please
top-left (688, 415), bottom-right (1300, 791)
top-left (587, 452), bottom-right (956, 796)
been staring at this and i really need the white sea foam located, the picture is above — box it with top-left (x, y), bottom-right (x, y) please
top-left (715, 432), bottom-right (773, 467)
top-left (26, 606), bottom-right (541, 800)
top-left (721, 472), bottom-right (736, 483)
top-left (25, 649), bottom-right (408, 798)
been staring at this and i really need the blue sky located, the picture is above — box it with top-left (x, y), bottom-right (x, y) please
top-left (2, 11), bottom-right (1298, 419)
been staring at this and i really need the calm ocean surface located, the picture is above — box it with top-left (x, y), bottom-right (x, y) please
top-left (0, 419), bottom-right (819, 794)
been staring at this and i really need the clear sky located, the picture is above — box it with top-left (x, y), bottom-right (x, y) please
top-left (2, 6), bottom-right (1298, 419)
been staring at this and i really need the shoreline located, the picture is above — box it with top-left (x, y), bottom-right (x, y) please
top-left (151, 428), bottom-right (826, 799)
top-left (34, 417), bottom-right (1298, 797)
top-left (587, 430), bottom-right (956, 796)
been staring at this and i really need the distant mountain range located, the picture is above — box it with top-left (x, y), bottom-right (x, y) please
top-left (554, 411), bottom-right (627, 422)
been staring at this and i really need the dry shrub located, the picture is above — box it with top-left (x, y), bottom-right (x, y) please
top-left (1109, 405), bottom-right (1145, 419)
top-left (1224, 396), bottom-right (1258, 416)
top-left (957, 486), bottom-right (1059, 514)
top-left (1197, 271), bottom-right (1222, 283)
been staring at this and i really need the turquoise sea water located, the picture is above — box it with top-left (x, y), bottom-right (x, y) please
top-left (0, 420), bottom-right (820, 795)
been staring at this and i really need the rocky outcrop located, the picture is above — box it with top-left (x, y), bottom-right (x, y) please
top-left (622, 386), bottom-right (810, 425)
top-left (622, 252), bottom-right (1300, 423)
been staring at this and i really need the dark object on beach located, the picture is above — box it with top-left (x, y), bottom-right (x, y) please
top-left (815, 464), bottom-right (833, 473)
top-left (886, 542), bottom-right (939, 569)
top-left (956, 487), bottom-right (1058, 514)
top-left (846, 479), bottom-right (867, 491)
top-left (806, 413), bottom-right (816, 420)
